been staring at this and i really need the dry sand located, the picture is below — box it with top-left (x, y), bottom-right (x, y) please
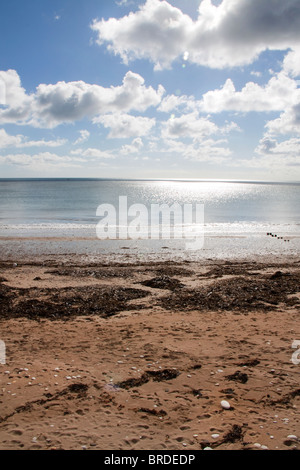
top-left (0, 256), bottom-right (300, 450)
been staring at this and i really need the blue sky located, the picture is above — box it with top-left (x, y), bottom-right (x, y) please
top-left (0, 0), bottom-right (300, 180)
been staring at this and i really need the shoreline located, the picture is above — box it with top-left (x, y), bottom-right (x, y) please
top-left (0, 232), bottom-right (300, 265)
top-left (0, 256), bottom-right (300, 450)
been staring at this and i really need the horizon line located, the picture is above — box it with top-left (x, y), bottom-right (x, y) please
top-left (0, 177), bottom-right (300, 185)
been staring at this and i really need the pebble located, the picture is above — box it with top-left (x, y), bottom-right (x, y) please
top-left (211, 434), bottom-right (220, 439)
top-left (221, 400), bottom-right (231, 410)
top-left (287, 435), bottom-right (297, 440)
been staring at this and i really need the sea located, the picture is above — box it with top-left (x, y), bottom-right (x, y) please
top-left (0, 178), bottom-right (299, 262)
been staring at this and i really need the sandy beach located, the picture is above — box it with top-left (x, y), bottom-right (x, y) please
top-left (0, 254), bottom-right (299, 450)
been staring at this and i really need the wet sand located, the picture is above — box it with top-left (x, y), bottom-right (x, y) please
top-left (0, 256), bottom-right (300, 450)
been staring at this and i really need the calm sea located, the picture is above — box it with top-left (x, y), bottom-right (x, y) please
top-left (0, 179), bottom-right (299, 260)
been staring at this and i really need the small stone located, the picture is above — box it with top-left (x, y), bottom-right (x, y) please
top-left (221, 400), bottom-right (231, 410)
top-left (211, 434), bottom-right (220, 439)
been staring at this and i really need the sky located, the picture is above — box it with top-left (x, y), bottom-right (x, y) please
top-left (0, 0), bottom-right (300, 181)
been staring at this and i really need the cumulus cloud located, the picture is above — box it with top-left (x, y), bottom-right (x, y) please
top-left (0, 70), bottom-right (32, 124)
top-left (283, 47), bottom-right (300, 77)
top-left (256, 136), bottom-right (300, 157)
top-left (91, 0), bottom-right (193, 70)
top-left (92, 0), bottom-right (300, 70)
top-left (74, 130), bottom-right (90, 145)
top-left (120, 137), bottom-right (144, 154)
top-left (0, 152), bottom-right (83, 169)
top-left (0, 70), bottom-right (164, 128)
top-left (161, 111), bottom-right (239, 142)
top-left (265, 103), bottom-right (300, 136)
top-left (160, 136), bottom-right (232, 162)
top-left (159, 70), bottom-right (300, 122)
top-left (183, 139), bottom-right (232, 162)
top-left (162, 112), bottom-right (219, 141)
top-left (71, 147), bottom-right (115, 159)
top-left (199, 72), bottom-right (300, 113)
top-left (158, 93), bottom-right (196, 113)
top-left (0, 128), bottom-right (66, 149)
top-left (94, 113), bottom-right (156, 138)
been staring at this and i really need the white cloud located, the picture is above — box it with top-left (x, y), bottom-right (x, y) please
top-left (0, 152), bottom-right (83, 169)
top-left (74, 130), bottom-right (90, 145)
top-left (199, 72), bottom-right (300, 113)
top-left (116, 0), bottom-right (135, 6)
top-left (162, 112), bottom-right (218, 141)
top-left (71, 147), bottom-right (115, 159)
top-left (0, 70), bottom-right (32, 123)
top-left (94, 113), bottom-right (156, 138)
top-left (265, 103), bottom-right (300, 136)
top-left (161, 111), bottom-right (239, 141)
top-left (92, 0), bottom-right (300, 70)
top-left (91, 0), bottom-right (193, 71)
top-left (158, 94), bottom-right (196, 113)
top-left (0, 128), bottom-right (66, 149)
top-left (183, 139), bottom-right (232, 162)
top-left (120, 137), bottom-right (144, 154)
top-left (159, 135), bottom-right (232, 162)
top-left (256, 136), bottom-right (300, 158)
top-left (159, 70), bottom-right (300, 121)
top-left (0, 70), bottom-right (164, 128)
top-left (283, 47), bottom-right (300, 78)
